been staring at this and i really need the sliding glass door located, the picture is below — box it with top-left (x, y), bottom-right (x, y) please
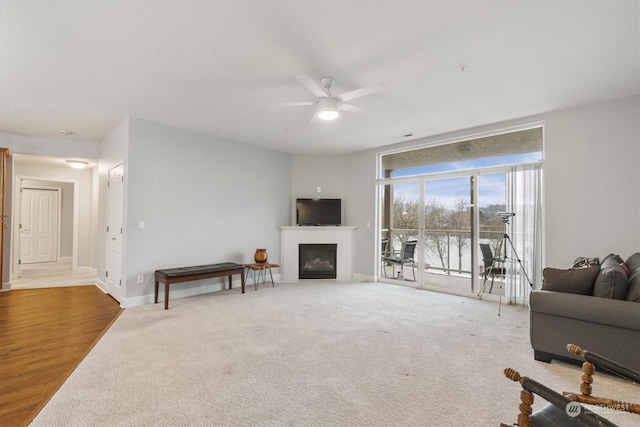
top-left (421, 176), bottom-right (473, 293)
top-left (380, 180), bottom-right (419, 281)
top-left (379, 170), bottom-right (514, 298)
top-left (379, 174), bottom-right (477, 293)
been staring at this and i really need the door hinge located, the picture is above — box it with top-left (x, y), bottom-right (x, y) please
top-left (106, 271), bottom-right (109, 278)
top-left (119, 279), bottom-right (122, 286)
top-left (121, 176), bottom-right (124, 182)
top-left (106, 225), bottom-right (109, 233)
top-left (18, 259), bottom-right (21, 264)
top-left (120, 227), bottom-right (123, 234)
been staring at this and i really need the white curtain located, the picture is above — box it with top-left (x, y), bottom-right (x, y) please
top-left (505, 164), bottom-right (543, 305)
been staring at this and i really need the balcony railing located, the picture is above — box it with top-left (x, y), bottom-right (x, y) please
top-left (381, 228), bottom-right (504, 277)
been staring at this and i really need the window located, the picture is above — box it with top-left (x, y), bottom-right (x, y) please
top-left (378, 126), bottom-right (543, 304)
top-left (380, 127), bottom-right (543, 178)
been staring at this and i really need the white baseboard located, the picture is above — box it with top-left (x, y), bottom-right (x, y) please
top-left (120, 280), bottom-right (238, 309)
top-left (94, 277), bottom-right (107, 292)
top-left (353, 272), bottom-right (375, 282)
top-left (118, 271), bottom-right (385, 309)
top-left (74, 266), bottom-right (97, 275)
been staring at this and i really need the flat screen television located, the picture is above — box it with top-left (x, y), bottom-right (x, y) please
top-left (296, 198), bottom-right (342, 226)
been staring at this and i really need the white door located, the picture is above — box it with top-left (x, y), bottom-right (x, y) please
top-left (20, 188), bottom-right (59, 265)
top-left (106, 164), bottom-right (124, 299)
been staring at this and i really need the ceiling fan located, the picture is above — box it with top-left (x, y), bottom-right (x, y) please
top-left (275, 75), bottom-right (382, 122)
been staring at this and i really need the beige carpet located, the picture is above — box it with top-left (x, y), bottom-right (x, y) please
top-left (31, 282), bottom-right (639, 426)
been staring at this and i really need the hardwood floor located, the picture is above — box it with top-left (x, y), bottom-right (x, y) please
top-left (0, 285), bottom-right (123, 426)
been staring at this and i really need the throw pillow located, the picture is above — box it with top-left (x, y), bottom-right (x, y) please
top-left (593, 257), bottom-right (629, 299)
top-left (625, 252), bottom-right (640, 272)
top-left (626, 268), bottom-right (640, 303)
top-left (602, 253), bottom-right (624, 264)
top-left (621, 262), bottom-right (631, 278)
top-left (542, 265), bottom-right (600, 295)
top-left (570, 257), bottom-right (599, 269)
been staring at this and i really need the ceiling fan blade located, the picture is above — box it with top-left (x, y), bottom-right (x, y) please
top-left (338, 103), bottom-right (375, 114)
top-left (309, 111), bottom-right (319, 124)
top-left (338, 83), bottom-right (383, 103)
top-left (295, 74), bottom-right (328, 98)
top-left (270, 101), bottom-right (316, 107)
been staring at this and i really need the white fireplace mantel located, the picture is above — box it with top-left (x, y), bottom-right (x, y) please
top-left (279, 226), bottom-right (357, 281)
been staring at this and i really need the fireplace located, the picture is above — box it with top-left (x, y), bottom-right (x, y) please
top-left (299, 244), bottom-right (337, 279)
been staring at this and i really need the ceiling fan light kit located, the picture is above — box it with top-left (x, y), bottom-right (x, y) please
top-left (317, 98), bottom-right (339, 120)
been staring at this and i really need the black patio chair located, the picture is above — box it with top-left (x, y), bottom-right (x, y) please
top-left (382, 240), bottom-right (417, 281)
top-left (480, 243), bottom-right (505, 294)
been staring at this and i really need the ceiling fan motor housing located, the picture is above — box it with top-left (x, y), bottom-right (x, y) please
top-left (320, 77), bottom-right (335, 91)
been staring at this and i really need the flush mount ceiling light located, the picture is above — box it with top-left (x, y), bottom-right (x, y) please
top-left (59, 129), bottom-right (75, 136)
top-left (66, 160), bottom-right (88, 169)
top-left (317, 98), bottom-right (339, 121)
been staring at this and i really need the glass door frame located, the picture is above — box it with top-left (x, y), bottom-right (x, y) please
top-left (378, 176), bottom-right (423, 285)
top-left (377, 165), bottom-right (514, 295)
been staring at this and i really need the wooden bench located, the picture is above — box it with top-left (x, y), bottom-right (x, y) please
top-left (154, 262), bottom-right (245, 309)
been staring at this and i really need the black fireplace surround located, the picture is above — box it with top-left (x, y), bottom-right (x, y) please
top-left (299, 244), bottom-right (337, 279)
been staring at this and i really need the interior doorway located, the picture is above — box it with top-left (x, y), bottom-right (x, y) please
top-left (10, 154), bottom-right (97, 290)
top-left (13, 178), bottom-right (77, 286)
top-left (106, 163), bottom-right (124, 301)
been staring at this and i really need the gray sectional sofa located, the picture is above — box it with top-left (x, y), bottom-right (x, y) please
top-left (529, 252), bottom-right (640, 371)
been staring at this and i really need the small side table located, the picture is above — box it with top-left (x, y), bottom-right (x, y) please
top-left (244, 263), bottom-right (279, 290)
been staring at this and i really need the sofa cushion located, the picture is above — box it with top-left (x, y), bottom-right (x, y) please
top-left (542, 265), bottom-right (600, 295)
top-left (626, 268), bottom-right (640, 303)
top-left (593, 257), bottom-right (628, 299)
top-left (530, 290), bottom-right (640, 330)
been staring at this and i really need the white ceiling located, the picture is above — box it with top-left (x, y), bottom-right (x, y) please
top-left (1, 0), bottom-right (638, 155)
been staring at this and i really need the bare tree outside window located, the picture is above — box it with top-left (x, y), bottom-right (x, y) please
top-left (449, 199), bottom-right (471, 274)
top-left (390, 195), bottom-right (418, 249)
top-left (424, 198), bottom-right (448, 271)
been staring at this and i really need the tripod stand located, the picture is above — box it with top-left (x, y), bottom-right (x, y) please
top-left (478, 216), bottom-right (533, 315)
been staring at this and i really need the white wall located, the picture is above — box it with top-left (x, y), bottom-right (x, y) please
top-left (543, 96), bottom-right (640, 265)
top-left (295, 95), bottom-right (640, 281)
top-left (291, 154), bottom-right (346, 224)
top-left (343, 150), bottom-right (378, 278)
top-left (97, 119), bottom-right (130, 292)
top-left (0, 132), bottom-right (101, 159)
top-left (119, 118), bottom-right (292, 304)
